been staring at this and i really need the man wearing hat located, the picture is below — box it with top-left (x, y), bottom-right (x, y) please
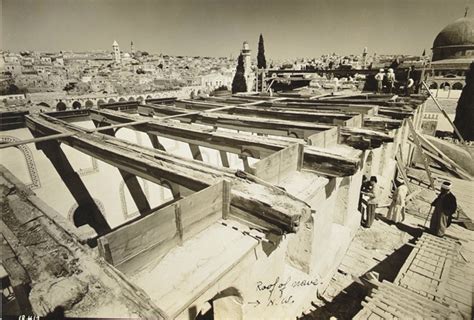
top-left (429, 181), bottom-right (457, 237)
top-left (374, 69), bottom-right (385, 94)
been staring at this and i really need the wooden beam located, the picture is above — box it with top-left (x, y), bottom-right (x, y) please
top-left (26, 114), bottom-right (309, 233)
top-left (189, 143), bottom-right (203, 161)
top-left (137, 103), bottom-right (392, 148)
top-left (406, 119), bottom-right (435, 190)
top-left (31, 138), bottom-right (111, 235)
top-left (90, 109), bottom-right (360, 177)
top-left (93, 120), bottom-right (152, 215)
top-left (219, 150), bottom-right (230, 168)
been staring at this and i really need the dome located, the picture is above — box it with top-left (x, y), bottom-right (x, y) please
top-left (432, 17), bottom-right (474, 61)
top-left (433, 17), bottom-right (474, 48)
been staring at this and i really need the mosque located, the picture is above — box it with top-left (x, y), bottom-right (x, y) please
top-left (426, 13), bottom-right (474, 93)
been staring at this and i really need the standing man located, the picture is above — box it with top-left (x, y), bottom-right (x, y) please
top-left (429, 181), bottom-right (457, 237)
top-left (374, 69), bottom-right (385, 93)
top-left (387, 178), bottom-right (408, 223)
top-left (361, 176), bottom-right (379, 228)
top-left (386, 68), bottom-right (396, 93)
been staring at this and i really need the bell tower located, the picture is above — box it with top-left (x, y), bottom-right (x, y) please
top-left (113, 40), bottom-right (121, 64)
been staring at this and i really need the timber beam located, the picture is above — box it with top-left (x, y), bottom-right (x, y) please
top-left (138, 103), bottom-right (393, 148)
top-left (185, 98), bottom-right (406, 130)
top-left (89, 109), bottom-right (360, 177)
top-left (25, 114), bottom-right (309, 233)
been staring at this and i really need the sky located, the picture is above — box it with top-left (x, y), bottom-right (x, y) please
top-left (2, 0), bottom-right (473, 59)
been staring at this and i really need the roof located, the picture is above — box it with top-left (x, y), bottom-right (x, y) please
top-left (433, 17), bottom-right (474, 49)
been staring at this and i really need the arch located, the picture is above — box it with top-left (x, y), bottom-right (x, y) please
top-left (119, 97), bottom-right (126, 102)
top-left (85, 100), bottom-right (94, 108)
top-left (72, 101), bottom-right (82, 109)
top-left (56, 101), bottom-right (67, 111)
top-left (128, 97), bottom-right (135, 101)
top-left (452, 82), bottom-right (463, 90)
top-left (137, 96), bottom-right (144, 102)
top-left (68, 198), bottom-right (106, 229)
top-left (37, 102), bottom-right (51, 109)
top-left (146, 95), bottom-right (153, 99)
top-left (429, 82), bottom-right (438, 89)
top-left (196, 287), bottom-right (243, 320)
top-left (440, 82), bottom-right (450, 90)
top-left (97, 99), bottom-right (105, 106)
top-left (0, 136), bottom-right (41, 189)
top-left (108, 98), bottom-right (116, 103)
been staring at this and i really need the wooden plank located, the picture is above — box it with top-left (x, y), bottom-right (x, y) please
top-left (395, 152), bottom-right (414, 193)
top-left (98, 204), bottom-right (178, 268)
top-left (180, 181), bottom-right (224, 242)
top-left (308, 127), bottom-right (339, 148)
top-left (407, 118), bottom-right (435, 189)
top-left (414, 134), bottom-right (473, 180)
top-left (248, 143), bottom-right (303, 185)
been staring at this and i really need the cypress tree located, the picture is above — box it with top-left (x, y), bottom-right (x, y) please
top-left (257, 34), bottom-right (267, 69)
top-left (232, 54), bottom-right (247, 94)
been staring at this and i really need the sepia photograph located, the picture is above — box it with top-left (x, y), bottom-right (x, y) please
top-left (1, 0), bottom-right (473, 319)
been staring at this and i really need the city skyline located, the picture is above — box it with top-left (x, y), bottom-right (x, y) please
top-left (2, 0), bottom-right (473, 59)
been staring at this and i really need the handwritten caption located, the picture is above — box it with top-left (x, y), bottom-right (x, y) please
top-left (249, 276), bottom-right (321, 307)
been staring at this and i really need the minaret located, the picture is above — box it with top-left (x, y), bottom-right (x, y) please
top-left (113, 40), bottom-right (121, 64)
top-left (362, 47), bottom-right (368, 69)
top-left (130, 41), bottom-right (135, 55)
top-left (240, 41), bottom-right (254, 92)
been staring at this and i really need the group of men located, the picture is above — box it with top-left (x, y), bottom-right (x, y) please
top-left (360, 176), bottom-right (457, 237)
top-left (374, 68), bottom-right (415, 95)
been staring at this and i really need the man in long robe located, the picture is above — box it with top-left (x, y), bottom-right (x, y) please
top-left (387, 179), bottom-right (408, 223)
top-left (429, 181), bottom-right (457, 237)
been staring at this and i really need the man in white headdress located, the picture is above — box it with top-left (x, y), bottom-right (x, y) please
top-left (429, 181), bottom-right (457, 237)
top-left (387, 178), bottom-right (408, 223)
top-left (386, 68), bottom-right (396, 93)
top-left (374, 69), bottom-right (385, 93)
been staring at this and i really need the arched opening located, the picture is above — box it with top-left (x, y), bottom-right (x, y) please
top-left (72, 101), bottom-right (82, 109)
top-left (97, 99), bottom-right (105, 106)
top-left (137, 96), bottom-right (144, 102)
top-left (56, 101), bottom-right (67, 111)
top-left (85, 100), bottom-right (94, 108)
top-left (440, 82), bottom-right (450, 90)
top-left (429, 82), bottom-right (438, 89)
top-left (0, 136), bottom-right (41, 189)
top-left (128, 97), bottom-right (135, 101)
top-left (70, 199), bottom-right (106, 233)
top-left (119, 97), bottom-right (126, 102)
top-left (146, 95), bottom-right (152, 99)
top-left (195, 288), bottom-right (243, 320)
top-left (37, 102), bottom-right (51, 109)
top-left (452, 82), bottom-right (463, 90)
top-left (108, 98), bottom-right (116, 103)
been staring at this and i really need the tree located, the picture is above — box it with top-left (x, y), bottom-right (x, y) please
top-left (232, 54), bottom-right (247, 94)
top-left (453, 62), bottom-right (474, 141)
top-left (257, 34), bottom-right (267, 69)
